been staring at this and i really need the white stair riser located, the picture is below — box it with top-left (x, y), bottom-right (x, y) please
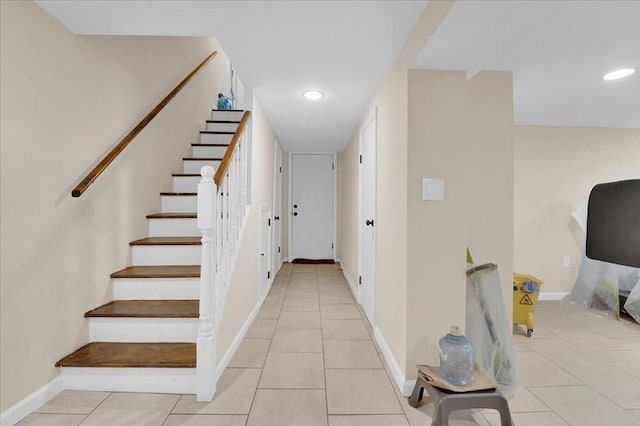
top-left (192, 145), bottom-right (228, 158)
top-left (60, 368), bottom-right (195, 394)
top-left (183, 160), bottom-right (221, 174)
top-left (173, 176), bottom-right (201, 192)
top-left (211, 110), bottom-right (243, 121)
top-left (113, 278), bottom-right (200, 300)
top-left (88, 318), bottom-right (198, 343)
top-left (206, 122), bottom-right (239, 132)
top-left (161, 195), bottom-right (197, 213)
top-left (148, 218), bottom-right (199, 237)
top-left (200, 133), bottom-right (234, 144)
top-left (131, 245), bottom-right (201, 266)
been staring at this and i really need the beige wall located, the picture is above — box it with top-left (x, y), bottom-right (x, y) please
top-left (406, 70), bottom-right (514, 373)
top-left (281, 151), bottom-right (290, 262)
top-left (0, 1), bottom-right (230, 411)
top-left (514, 126), bottom-right (640, 294)
top-left (217, 98), bottom-right (277, 360)
top-left (337, 1), bottom-right (454, 381)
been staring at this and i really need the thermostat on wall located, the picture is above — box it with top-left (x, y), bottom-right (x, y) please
top-left (422, 178), bottom-right (445, 201)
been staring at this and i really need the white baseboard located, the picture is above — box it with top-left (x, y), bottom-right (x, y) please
top-left (215, 282), bottom-right (268, 381)
top-left (340, 266), bottom-right (360, 303)
top-left (61, 368), bottom-right (195, 394)
top-left (372, 325), bottom-right (414, 397)
top-left (1, 376), bottom-right (63, 426)
top-left (539, 292), bottom-right (569, 301)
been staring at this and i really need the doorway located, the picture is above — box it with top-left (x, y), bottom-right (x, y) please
top-left (359, 111), bottom-right (377, 325)
top-left (259, 206), bottom-right (272, 298)
top-left (290, 153), bottom-right (335, 260)
top-left (272, 143), bottom-right (283, 273)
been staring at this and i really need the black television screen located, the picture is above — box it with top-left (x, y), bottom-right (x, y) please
top-left (586, 179), bottom-right (640, 268)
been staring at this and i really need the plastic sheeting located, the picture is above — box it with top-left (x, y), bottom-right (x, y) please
top-left (565, 251), bottom-right (640, 323)
top-left (465, 263), bottom-right (517, 399)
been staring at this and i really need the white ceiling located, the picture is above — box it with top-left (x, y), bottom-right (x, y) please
top-left (413, 0), bottom-right (640, 129)
top-left (35, 1), bottom-right (639, 153)
top-left (35, 0), bottom-right (427, 152)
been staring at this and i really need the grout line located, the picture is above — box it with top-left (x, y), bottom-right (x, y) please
top-left (161, 394), bottom-right (183, 425)
top-left (77, 391), bottom-right (112, 425)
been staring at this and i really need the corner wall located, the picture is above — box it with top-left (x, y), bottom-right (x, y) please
top-left (0, 1), bottom-right (230, 411)
top-left (406, 70), bottom-right (514, 373)
top-left (514, 126), bottom-right (640, 295)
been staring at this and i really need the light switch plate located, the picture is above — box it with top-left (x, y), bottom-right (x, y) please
top-left (422, 178), bottom-right (445, 201)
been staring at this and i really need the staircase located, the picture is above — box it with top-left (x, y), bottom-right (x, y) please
top-left (56, 109), bottom-right (247, 396)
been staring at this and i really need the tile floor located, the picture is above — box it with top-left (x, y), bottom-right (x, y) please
top-left (19, 263), bottom-right (640, 425)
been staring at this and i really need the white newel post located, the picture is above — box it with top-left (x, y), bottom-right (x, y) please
top-left (196, 166), bottom-right (217, 402)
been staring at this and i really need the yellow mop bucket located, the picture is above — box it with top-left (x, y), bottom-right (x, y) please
top-left (513, 274), bottom-right (543, 337)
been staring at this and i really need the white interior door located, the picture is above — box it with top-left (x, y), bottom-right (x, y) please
top-left (291, 154), bottom-right (335, 260)
top-left (259, 206), bottom-right (271, 297)
top-left (359, 112), bottom-right (377, 324)
top-left (272, 143), bottom-right (283, 272)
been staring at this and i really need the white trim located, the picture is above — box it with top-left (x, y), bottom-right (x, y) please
top-left (340, 264), bottom-right (360, 302)
top-left (1, 376), bottom-right (63, 426)
top-left (61, 368), bottom-right (195, 394)
top-left (372, 325), bottom-right (413, 396)
top-left (215, 281), bottom-right (269, 380)
top-left (539, 292), bottom-right (569, 301)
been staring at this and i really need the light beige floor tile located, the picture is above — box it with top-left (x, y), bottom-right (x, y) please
top-left (324, 340), bottom-right (382, 368)
top-left (290, 274), bottom-right (318, 281)
top-left (270, 328), bottom-right (323, 352)
top-left (285, 288), bottom-right (319, 299)
top-left (320, 294), bottom-right (355, 304)
top-left (289, 280), bottom-right (319, 289)
top-left (264, 292), bottom-right (286, 304)
top-left (631, 410), bottom-right (640, 420)
top-left (163, 414), bottom-right (247, 426)
top-left (328, 414), bottom-right (408, 426)
top-left (321, 304), bottom-right (361, 319)
top-left (530, 385), bottom-right (640, 426)
top-left (322, 319), bottom-right (370, 340)
top-left (582, 350), bottom-right (640, 380)
top-left (256, 302), bottom-right (282, 319)
top-left (282, 298), bottom-right (320, 312)
top-left (17, 414), bottom-right (85, 426)
top-left (516, 352), bottom-right (582, 387)
top-left (319, 287), bottom-right (353, 297)
top-left (326, 369), bottom-right (403, 414)
top-left (259, 352), bottom-right (325, 388)
top-left (503, 385), bottom-right (550, 413)
top-left (563, 366), bottom-right (640, 409)
top-left (247, 389), bottom-right (327, 426)
top-left (173, 368), bottom-right (260, 414)
top-left (80, 393), bottom-right (178, 426)
top-left (278, 311), bottom-right (322, 329)
top-left (34, 390), bottom-right (109, 414)
top-left (483, 411), bottom-right (568, 426)
top-left (228, 339), bottom-right (270, 368)
top-left (245, 319), bottom-right (278, 339)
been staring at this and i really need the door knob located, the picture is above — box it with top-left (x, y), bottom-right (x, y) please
top-left (293, 212), bottom-right (298, 216)
top-left (366, 219), bottom-right (374, 227)
top-left (274, 216), bottom-right (280, 220)
top-left (293, 204), bottom-right (298, 209)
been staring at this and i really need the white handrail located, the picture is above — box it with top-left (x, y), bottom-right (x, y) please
top-left (196, 121), bottom-right (250, 402)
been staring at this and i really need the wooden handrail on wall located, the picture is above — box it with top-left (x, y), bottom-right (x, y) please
top-left (214, 110), bottom-right (252, 189)
top-left (71, 51), bottom-right (218, 197)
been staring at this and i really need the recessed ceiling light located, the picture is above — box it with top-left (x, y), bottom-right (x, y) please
top-left (303, 90), bottom-right (324, 101)
top-left (603, 68), bottom-right (635, 81)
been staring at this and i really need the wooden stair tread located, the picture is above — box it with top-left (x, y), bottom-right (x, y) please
top-left (85, 300), bottom-right (198, 318)
top-left (110, 265), bottom-right (200, 279)
top-left (159, 192), bottom-right (196, 196)
top-left (55, 342), bottom-right (195, 368)
top-left (146, 213), bottom-right (196, 219)
top-left (129, 237), bottom-right (201, 246)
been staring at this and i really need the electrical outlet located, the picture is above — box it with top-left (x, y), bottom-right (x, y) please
top-left (562, 256), bottom-right (571, 269)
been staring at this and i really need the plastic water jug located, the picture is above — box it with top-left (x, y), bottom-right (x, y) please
top-left (439, 325), bottom-right (474, 386)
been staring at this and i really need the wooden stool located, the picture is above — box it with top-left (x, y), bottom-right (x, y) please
top-left (408, 375), bottom-right (513, 426)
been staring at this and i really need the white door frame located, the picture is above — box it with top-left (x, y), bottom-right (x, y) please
top-left (259, 205), bottom-right (272, 297)
top-left (272, 141), bottom-right (283, 275)
top-left (359, 109), bottom-right (377, 324)
top-left (288, 151), bottom-right (337, 261)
